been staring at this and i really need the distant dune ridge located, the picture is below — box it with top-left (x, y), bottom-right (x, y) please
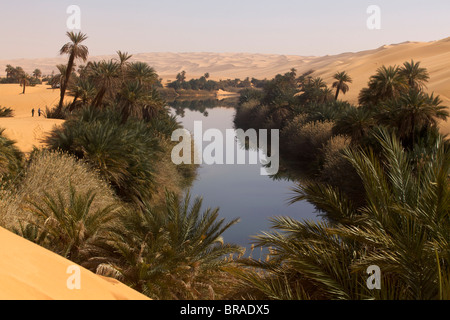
top-left (0, 36), bottom-right (449, 153)
top-left (1, 37), bottom-right (450, 105)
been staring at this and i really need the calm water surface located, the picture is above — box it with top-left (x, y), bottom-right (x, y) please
top-left (169, 99), bottom-right (317, 248)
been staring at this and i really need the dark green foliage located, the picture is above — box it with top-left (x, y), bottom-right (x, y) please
top-left (235, 130), bottom-right (450, 300)
top-left (0, 129), bottom-right (24, 183)
top-left (45, 106), bottom-right (162, 206)
top-left (99, 191), bottom-right (243, 299)
top-left (0, 106), bottom-right (14, 118)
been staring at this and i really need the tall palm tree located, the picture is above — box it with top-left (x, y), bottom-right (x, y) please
top-left (399, 60), bottom-right (430, 90)
top-left (116, 50), bottom-right (133, 68)
top-left (332, 71), bottom-right (352, 100)
top-left (58, 31), bottom-right (89, 112)
top-left (26, 186), bottom-right (119, 269)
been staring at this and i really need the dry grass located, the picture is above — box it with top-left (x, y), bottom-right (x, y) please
top-left (0, 150), bottom-right (119, 230)
top-left (285, 120), bottom-right (335, 162)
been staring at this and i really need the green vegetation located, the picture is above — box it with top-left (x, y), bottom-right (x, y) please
top-left (232, 130), bottom-right (449, 300)
top-left (232, 63), bottom-right (450, 299)
top-left (166, 71), bottom-right (268, 94)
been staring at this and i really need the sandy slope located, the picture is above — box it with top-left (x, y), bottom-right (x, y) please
top-left (0, 84), bottom-right (66, 152)
top-left (0, 227), bottom-right (148, 300)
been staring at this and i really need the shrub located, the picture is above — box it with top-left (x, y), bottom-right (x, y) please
top-left (285, 121), bottom-right (335, 163)
top-left (0, 129), bottom-right (24, 183)
top-left (0, 106), bottom-right (14, 118)
top-left (0, 150), bottom-right (118, 232)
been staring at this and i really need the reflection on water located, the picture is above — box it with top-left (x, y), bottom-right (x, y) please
top-left (168, 98), bottom-right (237, 118)
top-left (168, 99), bottom-right (317, 249)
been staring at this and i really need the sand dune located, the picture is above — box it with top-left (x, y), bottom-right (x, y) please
top-left (0, 227), bottom-right (148, 300)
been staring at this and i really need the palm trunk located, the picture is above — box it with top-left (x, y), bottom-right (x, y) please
top-left (58, 54), bottom-right (75, 111)
top-left (335, 88), bottom-right (340, 101)
top-left (93, 87), bottom-right (106, 108)
top-left (22, 81), bottom-right (26, 94)
top-left (69, 94), bottom-right (79, 112)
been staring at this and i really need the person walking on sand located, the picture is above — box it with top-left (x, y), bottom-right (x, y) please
top-left (32, 108), bottom-right (35, 117)
top-left (38, 108), bottom-right (41, 117)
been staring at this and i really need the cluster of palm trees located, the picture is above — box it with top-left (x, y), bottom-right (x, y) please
top-left (334, 61), bottom-right (448, 147)
top-left (3, 65), bottom-right (42, 94)
top-left (50, 32), bottom-right (161, 122)
top-left (232, 62), bottom-right (449, 299)
top-left (0, 31), bottom-right (246, 300)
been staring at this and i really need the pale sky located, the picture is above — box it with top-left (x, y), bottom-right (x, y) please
top-left (0, 0), bottom-right (449, 60)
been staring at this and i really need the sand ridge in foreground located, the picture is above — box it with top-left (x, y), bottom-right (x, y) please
top-left (0, 227), bottom-right (149, 300)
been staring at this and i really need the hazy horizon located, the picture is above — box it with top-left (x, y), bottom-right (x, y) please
top-left (0, 0), bottom-right (449, 60)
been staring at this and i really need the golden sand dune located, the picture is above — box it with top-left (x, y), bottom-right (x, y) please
top-left (0, 227), bottom-right (148, 300)
top-left (0, 84), bottom-right (65, 152)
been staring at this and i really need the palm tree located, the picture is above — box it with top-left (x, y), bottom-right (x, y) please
top-left (359, 65), bottom-right (408, 105)
top-left (116, 50), bottom-right (133, 81)
top-left (33, 69), bottom-right (42, 80)
top-left (378, 89), bottom-right (449, 143)
top-left (89, 60), bottom-right (120, 107)
top-left (17, 71), bottom-right (30, 94)
top-left (332, 71), bottom-right (352, 100)
top-left (126, 62), bottom-right (157, 86)
top-left (58, 31), bottom-right (89, 112)
top-left (176, 70), bottom-right (186, 84)
top-left (118, 81), bottom-right (148, 122)
top-left (399, 60), bottom-right (430, 90)
top-left (67, 78), bottom-right (97, 110)
top-left (97, 191), bottom-right (242, 299)
top-left (25, 185), bottom-right (119, 269)
top-left (333, 106), bottom-right (376, 144)
top-left (45, 107), bottom-right (160, 205)
top-left (116, 50), bottom-right (133, 68)
top-left (5, 65), bottom-right (16, 80)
